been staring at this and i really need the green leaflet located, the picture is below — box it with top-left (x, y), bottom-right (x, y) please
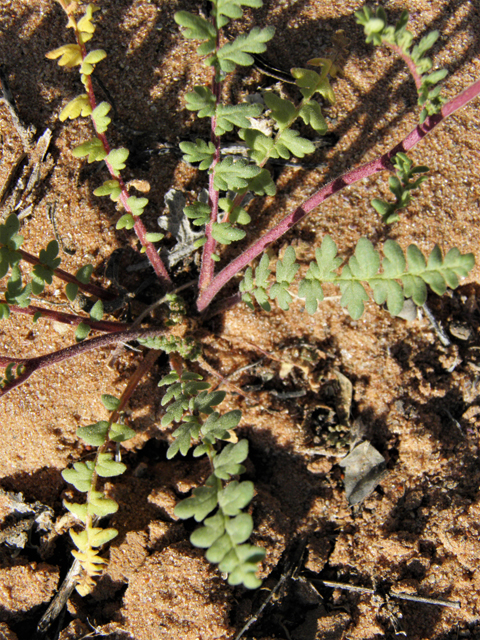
top-left (269, 246), bottom-right (299, 310)
top-left (60, 94), bottom-right (92, 121)
top-left (174, 474), bottom-right (220, 521)
top-left (243, 236), bottom-right (474, 319)
top-left (215, 102), bottom-right (263, 136)
top-left (72, 137), bottom-right (107, 163)
top-left (239, 254), bottom-right (272, 311)
top-left (213, 157), bottom-right (261, 191)
top-left (75, 322), bottom-right (91, 341)
top-left (93, 180), bottom-right (122, 201)
top-left (185, 86), bottom-right (215, 118)
top-left (5, 267), bottom-right (31, 308)
top-left (179, 139), bottom-right (215, 170)
top-left (211, 222), bottom-right (246, 245)
top-left (216, 26), bottom-right (274, 72)
top-left (105, 148), bottom-right (129, 173)
top-left (263, 92), bottom-right (296, 128)
top-left (90, 300), bottom-right (104, 321)
top-left (274, 129), bottom-right (315, 159)
top-left (126, 195), bottom-right (148, 217)
top-left (174, 11), bottom-right (216, 41)
top-left (216, 0), bottom-right (263, 26)
top-left (91, 101), bottom-right (111, 133)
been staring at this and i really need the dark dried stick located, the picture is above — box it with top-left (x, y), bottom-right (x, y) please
top-left (313, 579), bottom-right (461, 609)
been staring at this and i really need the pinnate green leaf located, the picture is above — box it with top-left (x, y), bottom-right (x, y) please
top-left (274, 129), bottom-right (315, 159)
top-left (218, 478), bottom-right (254, 515)
top-left (62, 460), bottom-right (95, 492)
top-left (72, 137), bottom-right (107, 163)
top-left (109, 422), bottom-right (136, 442)
top-left (213, 440), bottom-right (249, 480)
top-left (216, 102), bottom-right (263, 136)
top-left (93, 180), bottom-right (122, 201)
top-left (211, 222), bottom-right (246, 245)
top-left (213, 157), bottom-right (261, 191)
top-left (60, 94), bottom-right (92, 121)
top-left (179, 139), bottom-right (215, 169)
top-left (174, 11), bottom-right (216, 41)
top-left (77, 421), bottom-right (109, 446)
top-left (217, 27), bottom-right (274, 72)
top-left (126, 195), bottom-right (148, 217)
top-left (174, 474), bottom-right (220, 521)
top-left (263, 92), bottom-right (296, 127)
top-left (185, 86), bottom-right (215, 118)
top-left (91, 101), bottom-right (111, 134)
top-left (95, 453), bottom-right (126, 477)
top-left (106, 148), bottom-right (129, 173)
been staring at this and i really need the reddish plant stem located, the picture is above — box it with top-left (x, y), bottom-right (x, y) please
top-left (196, 78), bottom-right (480, 312)
top-left (5, 301), bottom-right (129, 332)
top-left (387, 42), bottom-right (423, 89)
top-left (74, 24), bottom-right (171, 288)
top-left (19, 248), bottom-right (116, 301)
top-left (0, 327), bottom-right (166, 398)
top-left (198, 33), bottom-right (222, 293)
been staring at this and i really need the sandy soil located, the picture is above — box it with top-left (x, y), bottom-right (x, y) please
top-left (1, 0), bottom-right (480, 638)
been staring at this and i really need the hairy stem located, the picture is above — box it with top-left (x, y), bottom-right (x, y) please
top-left (4, 301), bottom-right (130, 332)
top-left (386, 42), bottom-right (423, 89)
top-left (0, 327), bottom-right (166, 398)
top-left (196, 78), bottom-right (480, 311)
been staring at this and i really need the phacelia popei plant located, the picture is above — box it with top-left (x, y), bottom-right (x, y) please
top-left (0, 0), bottom-right (478, 599)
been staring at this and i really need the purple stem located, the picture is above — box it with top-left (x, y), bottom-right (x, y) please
top-left (0, 327), bottom-right (166, 398)
top-left (196, 78), bottom-right (480, 312)
top-left (387, 42), bottom-right (423, 90)
top-left (6, 301), bottom-right (130, 332)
